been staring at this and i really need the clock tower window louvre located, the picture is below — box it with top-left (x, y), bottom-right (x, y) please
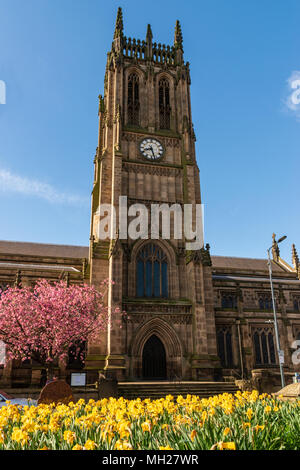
top-left (159, 79), bottom-right (171, 130)
top-left (128, 73), bottom-right (140, 126)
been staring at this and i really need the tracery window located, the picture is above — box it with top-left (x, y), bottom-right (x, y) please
top-left (217, 326), bottom-right (233, 368)
top-left (258, 293), bottom-right (273, 310)
top-left (252, 327), bottom-right (276, 365)
top-left (159, 78), bottom-right (171, 129)
top-left (221, 292), bottom-right (237, 309)
top-left (293, 296), bottom-right (300, 312)
top-left (128, 73), bottom-right (140, 126)
top-left (136, 244), bottom-right (168, 298)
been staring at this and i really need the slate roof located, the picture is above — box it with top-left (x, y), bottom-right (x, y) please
top-left (0, 240), bottom-right (89, 259)
top-left (0, 241), bottom-right (295, 278)
top-left (211, 255), bottom-right (289, 274)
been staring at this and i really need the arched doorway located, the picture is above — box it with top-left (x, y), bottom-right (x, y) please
top-left (142, 335), bottom-right (167, 379)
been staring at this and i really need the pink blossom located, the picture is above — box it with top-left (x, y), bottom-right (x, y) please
top-left (0, 279), bottom-right (113, 372)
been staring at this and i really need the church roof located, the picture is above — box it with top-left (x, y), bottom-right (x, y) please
top-left (0, 240), bottom-right (89, 259)
top-left (0, 241), bottom-right (295, 278)
top-left (211, 255), bottom-right (289, 274)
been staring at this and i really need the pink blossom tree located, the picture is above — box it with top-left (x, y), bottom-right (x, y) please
top-left (0, 279), bottom-right (113, 381)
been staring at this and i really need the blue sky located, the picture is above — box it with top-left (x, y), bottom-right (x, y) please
top-left (0, 0), bottom-right (299, 262)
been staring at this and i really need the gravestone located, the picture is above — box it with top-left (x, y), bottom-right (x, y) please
top-left (98, 372), bottom-right (118, 399)
top-left (37, 379), bottom-right (74, 405)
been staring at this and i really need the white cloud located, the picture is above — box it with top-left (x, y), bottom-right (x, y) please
top-left (0, 168), bottom-right (89, 207)
top-left (283, 71), bottom-right (300, 122)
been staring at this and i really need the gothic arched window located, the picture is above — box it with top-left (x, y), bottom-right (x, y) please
top-left (252, 327), bottom-right (276, 365)
top-left (217, 326), bottom-right (233, 368)
top-left (128, 73), bottom-right (140, 126)
top-left (159, 78), bottom-right (171, 129)
top-left (136, 244), bottom-right (168, 298)
top-left (258, 293), bottom-right (273, 310)
top-left (293, 297), bottom-right (300, 312)
top-left (221, 292), bottom-right (237, 309)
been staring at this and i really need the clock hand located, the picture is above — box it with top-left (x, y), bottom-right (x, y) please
top-left (144, 146), bottom-right (155, 158)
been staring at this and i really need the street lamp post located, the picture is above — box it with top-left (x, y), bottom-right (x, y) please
top-left (267, 235), bottom-right (287, 389)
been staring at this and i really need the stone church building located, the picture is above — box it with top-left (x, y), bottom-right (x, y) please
top-left (0, 9), bottom-right (300, 388)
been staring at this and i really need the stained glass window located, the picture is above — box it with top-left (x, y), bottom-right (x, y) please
top-left (253, 327), bottom-right (276, 365)
top-left (258, 294), bottom-right (273, 310)
top-left (217, 326), bottom-right (233, 367)
top-left (221, 293), bottom-right (237, 309)
top-left (136, 244), bottom-right (168, 298)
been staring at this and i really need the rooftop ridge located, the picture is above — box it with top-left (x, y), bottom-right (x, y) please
top-left (211, 254), bottom-right (269, 261)
top-left (0, 240), bottom-right (88, 249)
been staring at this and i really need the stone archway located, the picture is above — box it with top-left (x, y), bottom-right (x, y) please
top-left (142, 335), bottom-right (167, 379)
top-left (130, 317), bottom-right (183, 380)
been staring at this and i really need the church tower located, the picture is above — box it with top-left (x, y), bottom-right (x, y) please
top-left (87, 8), bottom-right (220, 381)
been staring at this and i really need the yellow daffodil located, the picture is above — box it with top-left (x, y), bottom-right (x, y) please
top-left (242, 422), bottom-right (251, 429)
top-left (114, 440), bottom-right (133, 450)
top-left (84, 439), bottom-right (97, 450)
top-left (63, 430), bottom-right (76, 445)
top-left (246, 408), bottom-right (253, 420)
top-left (11, 428), bottom-right (29, 446)
top-left (141, 421), bottom-right (151, 432)
top-left (254, 425), bottom-right (265, 432)
top-left (218, 442), bottom-right (236, 450)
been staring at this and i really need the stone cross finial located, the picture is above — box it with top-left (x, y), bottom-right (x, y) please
top-left (272, 233), bottom-right (280, 261)
top-left (114, 7), bottom-right (123, 39)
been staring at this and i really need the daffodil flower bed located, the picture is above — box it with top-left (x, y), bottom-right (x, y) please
top-left (0, 390), bottom-right (300, 450)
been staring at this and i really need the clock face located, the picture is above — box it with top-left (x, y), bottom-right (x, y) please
top-left (139, 138), bottom-right (164, 161)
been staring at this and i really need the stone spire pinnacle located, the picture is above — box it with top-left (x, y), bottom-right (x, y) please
top-left (146, 24), bottom-right (153, 41)
top-left (146, 24), bottom-right (153, 59)
top-left (114, 7), bottom-right (124, 39)
top-left (292, 244), bottom-right (299, 269)
top-left (174, 20), bottom-right (183, 49)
